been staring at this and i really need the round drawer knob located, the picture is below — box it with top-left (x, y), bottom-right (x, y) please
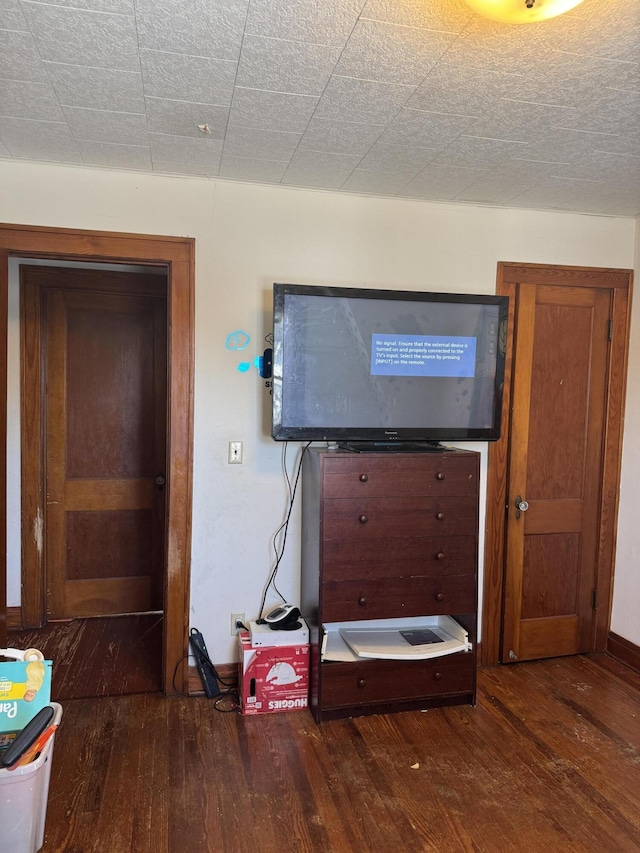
top-left (359, 473), bottom-right (368, 482)
top-left (436, 512), bottom-right (445, 521)
top-left (358, 679), bottom-right (366, 689)
top-left (436, 552), bottom-right (445, 561)
top-left (359, 514), bottom-right (368, 524)
top-left (436, 472), bottom-right (445, 481)
top-left (358, 596), bottom-right (367, 607)
top-left (435, 592), bottom-right (445, 602)
top-left (434, 672), bottom-right (443, 681)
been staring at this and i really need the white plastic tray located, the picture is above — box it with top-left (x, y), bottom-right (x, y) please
top-left (321, 615), bottom-right (471, 662)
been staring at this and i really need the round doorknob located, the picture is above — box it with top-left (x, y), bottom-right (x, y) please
top-left (358, 679), bottom-right (366, 689)
top-left (155, 474), bottom-right (166, 486)
top-left (436, 552), bottom-right (445, 561)
top-left (359, 515), bottom-right (368, 524)
top-left (436, 512), bottom-right (445, 521)
top-left (434, 672), bottom-right (443, 681)
top-left (359, 473), bottom-right (368, 482)
top-left (358, 596), bottom-right (367, 607)
top-left (436, 472), bottom-right (445, 481)
top-left (435, 592), bottom-right (445, 602)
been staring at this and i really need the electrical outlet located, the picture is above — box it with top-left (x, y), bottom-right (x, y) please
top-left (228, 440), bottom-right (243, 464)
top-left (231, 611), bottom-right (245, 635)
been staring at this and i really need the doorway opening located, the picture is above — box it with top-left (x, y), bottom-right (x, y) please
top-left (1, 224), bottom-right (195, 695)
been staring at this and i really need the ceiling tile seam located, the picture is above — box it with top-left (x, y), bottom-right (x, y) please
top-left (401, 105), bottom-right (483, 120)
top-left (221, 0), bottom-right (261, 175)
top-left (354, 14), bottom-right (465, 38)
top-left (510, 156), bottom-right (574, 165)
top-left (603, 85), bottom-right (640, 94)
top-left (221, 153), bottom-right (289, 164)
top-left (74, 140), bottom-right (149, 150)
top-left (498, 97), bottom-right (580, 111)
top-left (592, 148), bottom-right (640, 159)
top-left (331, 101), bottom-right (484, 193)
top-left (237, 31), bottom-right (354, 50)
top-left (546, 175), bottom-right (605, 183)
top-left (550, 125), bottom-right (624, 138)
top-left (461, 134), bottom-right (529, 145)
top-left (137, 47), bottom-right (238, 71)
top-left (0, 116), bottom-right (68, 126)
top-left (242, 0), bottom-right (368, 52)
top-left (13, 2), bottom-right (95, 167)
top-left (351, 150), bottom-right (491, 199)
top-left (144, 95), bottom-right (230, 109)
top-left (323, 9), bottom-right (490, 190)
top-left (130, 3), bottom-right (158, 174)
top-left (232, 84), bottom-right (318, 101)
top-left (58, 104), bottom-right (146, 117)
top-left (325, 72), bottom-right (426, 90)
top-left (551, 47), bottom-right (638, 66)
top-left (40, 60), bottom-right (140, 73)
top-left (20, 1), bottom-right (134, 20)
top-left (278, 5), bottom-right (378, 187)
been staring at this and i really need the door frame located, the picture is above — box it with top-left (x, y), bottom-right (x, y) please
top-left (0, 223), bottom-right (195, 694)
top-left (482, 262), bottom-right (633, 667)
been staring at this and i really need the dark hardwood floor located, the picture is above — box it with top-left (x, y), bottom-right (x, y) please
top-left (36, 653), bottom-right (640, 852)
top-left (9, 614), bottom-right (163, 700)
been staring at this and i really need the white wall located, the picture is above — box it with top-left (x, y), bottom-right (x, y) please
top-left (1, 160), bottom-right (637, 662)
top-left (611, 217), bottom-right (640, 646)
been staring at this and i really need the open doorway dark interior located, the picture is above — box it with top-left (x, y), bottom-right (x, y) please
top-left (0, 224), bottom-right (194, 697)
top-left (10, 260), bottom-right (169, 699)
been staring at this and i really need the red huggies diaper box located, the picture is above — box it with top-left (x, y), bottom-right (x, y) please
top-left (238, 631), bottom-right (309, 715)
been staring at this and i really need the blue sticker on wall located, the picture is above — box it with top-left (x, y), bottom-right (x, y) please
top-left (226, 330), bottom-right (250, 351)
top-left (237, 362), bottom-right (251, 372)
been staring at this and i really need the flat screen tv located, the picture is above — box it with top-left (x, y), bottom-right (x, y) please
top-left (271, 283), bottom-right (508, 449)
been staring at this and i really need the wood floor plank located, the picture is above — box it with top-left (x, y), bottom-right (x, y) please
top-left (31, 655), bottom-right (640, 852)
top-left (9, 614), bottom-right (163, 699)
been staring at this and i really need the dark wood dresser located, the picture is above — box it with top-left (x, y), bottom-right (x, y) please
top-left (301, 446), bottom-right (479, 722)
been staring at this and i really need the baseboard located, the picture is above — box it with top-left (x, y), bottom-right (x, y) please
top-left (606, 632), bottom-right (640, 674)
top-left (7, 606), bottom-right (22, 630)
top-left (189, 662), bottom-right (238, 696)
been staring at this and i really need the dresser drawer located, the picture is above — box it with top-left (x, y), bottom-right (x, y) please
top-left (322, 535), bottom-right (476, 582)
top-left (323, 496), bottom-right (477, 538)
top-left (321, 574), bottom-right (476, 621)
top-left (320, 652), bottom-right (474, 709)
top-left (323, 454), bottom-right (478, 499)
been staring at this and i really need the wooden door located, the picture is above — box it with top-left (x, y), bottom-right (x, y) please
top-left (33, 267), bottom-right (167, 619)
top-left (502, 283), bottom-right (612, 662)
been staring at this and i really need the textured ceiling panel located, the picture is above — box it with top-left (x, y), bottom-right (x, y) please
top-left (0, 0), bottom-right (638, 215)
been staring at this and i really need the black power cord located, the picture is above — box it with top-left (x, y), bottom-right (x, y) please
top-left (257, 441), bottom-right (311, 621)
top-left (173, 629), bottom-right (239, 713)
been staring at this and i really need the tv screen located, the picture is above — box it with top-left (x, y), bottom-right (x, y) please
top-left (271, 283), bottom-right (508, 447)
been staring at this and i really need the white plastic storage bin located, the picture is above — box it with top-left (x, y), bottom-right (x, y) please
top-left (0, 702), bottom-right (62, 853)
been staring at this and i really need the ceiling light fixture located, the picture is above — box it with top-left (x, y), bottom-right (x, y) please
top-left (462, 0), bottom-right (585, 23)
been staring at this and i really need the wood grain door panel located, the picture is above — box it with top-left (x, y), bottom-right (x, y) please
top-left (42, 271), bottom-right (167, 619)
top-left (502, 283), bottom-right (610, 662)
